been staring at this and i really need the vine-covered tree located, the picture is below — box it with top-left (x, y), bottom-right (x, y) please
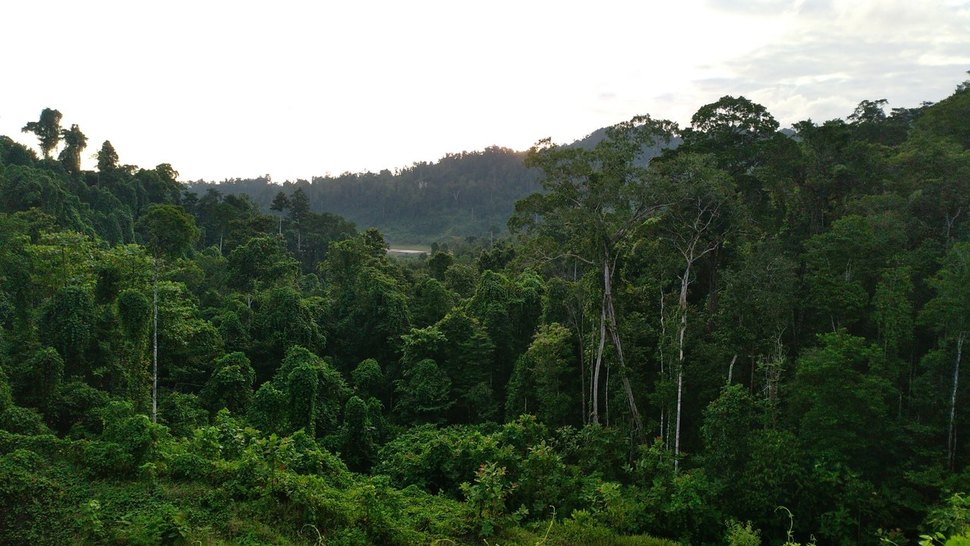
top-left (21, 108), bottom-right (63, 159)
top-left (58, 124), bottom-right (87, 175)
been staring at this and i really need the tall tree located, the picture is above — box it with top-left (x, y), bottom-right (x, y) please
top-left (58, 124), bottom-right (87, 175)
top-left (289, 187), bottom-right (310, 253)
top-left (21, 108), bottom-right (63, 159)
top-left (511, 115), bottom-right (676, 436)
top-left (96, 140), bottom-right (119, 173)
top-left (922, 242), bottom-right (970, 469)
top-left (135, 204), bottom-right (200, 422)
top-left (270, 191), bottom-right (289, 236)
top-left (651, 152), bottom-right (736, 469)
top-left (680, 95), bottom-right (779, 177)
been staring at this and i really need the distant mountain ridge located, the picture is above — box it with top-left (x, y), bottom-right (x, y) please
top-left (186, 126), bottom-right (677, 244)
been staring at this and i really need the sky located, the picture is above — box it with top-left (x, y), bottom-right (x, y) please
top-left (2, 0), bottom-right (969, 182)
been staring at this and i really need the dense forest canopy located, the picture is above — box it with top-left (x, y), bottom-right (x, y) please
top-left (1, 78), bottom-right (970, 545)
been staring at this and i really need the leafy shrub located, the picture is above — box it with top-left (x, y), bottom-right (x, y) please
top-left (159, 391), bottom-right (208, 437)
top-left (725, 520), bottom-right (762, 546)
top-left (112, 502), bottom-right (190, 545)
top-left (0, 449), bottom-right (62, 543)
top-left (82, 440), bottom-right (134, 477)
top-left (0, 404), bottom-right (48, 434)
top-left (47, 380), bottom-right (110, 436)
top-left (460, 462), bottom-right (518, 537)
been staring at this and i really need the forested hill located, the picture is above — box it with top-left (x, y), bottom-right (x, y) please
top-left (184, 132), bottom-right (676, 244)
top-left (186, 146), bottom-right (540, 244)
top-left (3, 81), bottom-right (970, 545)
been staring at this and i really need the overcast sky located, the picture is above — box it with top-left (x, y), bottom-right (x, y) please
top-left (2, 0), bottom-right (969, 182)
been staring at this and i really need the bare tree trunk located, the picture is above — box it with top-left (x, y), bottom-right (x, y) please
top-left (761, 333), bottom-right (785, 426)
top-left (591, 301), bottom-right (606, 424)
top-left (674, 261), bottom-right (691, 472)
top-left (727, 354), bottom-right (737, 385)
top-left (949, 332), bottom-right (964, 469)
top-left (603, 258), bottom-right (644, 437)
top-left (151, 258), bottom-right (159, 423)
top-left (579, 323), bottom-right (588, 426)
top-left (605, 358), bottom-right (611, 426)
top-left (659, 288), bottom-right (667, 444)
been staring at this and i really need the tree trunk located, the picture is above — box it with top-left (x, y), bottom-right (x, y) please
top-left (948, 332), bottom-right (964, 469)
top-left (674, 261), bottom-right (691, 472)
top-left (578, 318), bottom-right (588, 426)
top-left (605, 355), bottom-right (611, 426)
top-left (603, 258), bottom-right (644, 438)
top-left (151, 258), bottom-right (159, 424)
top-left (659, 288), bottom-right (667, 444)
top-left (591, 300), bottom-right (606, 424)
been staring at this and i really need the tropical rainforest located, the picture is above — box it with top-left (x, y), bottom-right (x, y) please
top-left (1, 78), bottom-right (970, 546)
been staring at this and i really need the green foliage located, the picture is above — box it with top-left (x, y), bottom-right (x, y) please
top-left (136, 203), bottom-right (200, 259)
top-left (803, 214), bottom-right (902, 330)
top-left (428, 251), bottom-right (454, 280)
top-left (258, 346), bottom-right (352, 438)
top-left (227, 234), bottom-right (299, 291)
top-left (89, 401), bottom-right (166, 476)
top-left (97, 139), bottom-right (119, 173)
top-left (351, 358), bottom-right (384, 399)
top-left (410, 276), bottom-right (454, 328)
top-left (190, 146), bottom-right (538, 242)
top-left (394, 358), bottom-right (454, 424)
top-left (287, 363), bottom-right (318, 435)
top-left (22, 346), bottom-right (65, 409)
top-left (726, 520), bottom-right (762, 546)
top-left (252, 286), bottom-right (324, 374)
top-left (339, 395), bottom-right (377, 472)
top-left (790, 332), bottom-right (892, 469)
top-left (47, 380), bottom-right (110, 436)
top-left (21, 108), bottom-right (62, 159)
top-left (506, 322), bottom-right (575, 426)
top-left (701, 384), bottom-right (759, 485)
top-left (58, 123), bottom-right (87, 175)
top-left (0, 449), bottom-right (62, 543)
top-left (4, 78), bottom-right (970, 546)
top-left (0, 404), bottom-right (48, 435)
top-left (460, 461), bottom-right (517, 536)
top-left (248, 381), bottom-right (286, 433)
top-left (39, 285), bottom-right (95, 373)
top-left (159, 391), bottom-right (207, 437)
top-left (117, 288), bottom-right (151, 338)
top-left (444, 262), bottom-right (478, 297)
top-left (926, 493), bottom-right (970, 541)
top-left (202, 351), bottom-right (255, 415)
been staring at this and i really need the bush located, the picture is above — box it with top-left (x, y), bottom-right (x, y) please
top-left (112, 502), bottom-right (190, 545)
top-left (82, 440), bottom-right (134, 477)
top-left (460, 462), bottom-right (518, 537)
top-left (0, 449), bottom-right (63, 543)
top-left (159, 391), bottom-right (207, 437)
top-left (0, 404), bottom-right (48, 434)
